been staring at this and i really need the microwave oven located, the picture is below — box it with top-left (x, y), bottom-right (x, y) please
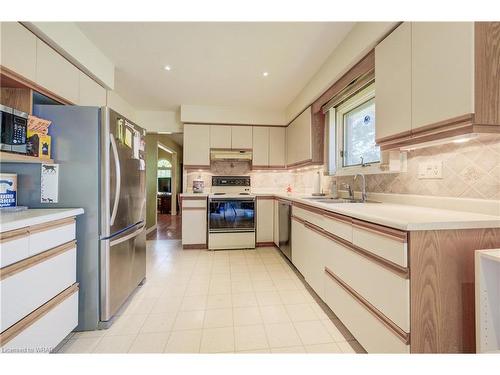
top-left (0, 104), bottom-right (28, 154)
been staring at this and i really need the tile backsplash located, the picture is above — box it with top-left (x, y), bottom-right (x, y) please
top-left (184, 135), bottom-right (500, 201)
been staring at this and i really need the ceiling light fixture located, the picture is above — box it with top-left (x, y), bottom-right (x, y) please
top-left (164, 65), bottom-right (172, 71)
top-left (262, 71), bottom-right (269, 77)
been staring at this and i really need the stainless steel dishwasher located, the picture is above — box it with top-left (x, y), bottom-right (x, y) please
top-left (278, 200), bottom-right (292, 261)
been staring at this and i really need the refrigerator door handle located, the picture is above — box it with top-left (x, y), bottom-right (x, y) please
top-left (110, 224), bottom-right (145, 247)
top-left (109, 136), bottom-right (121, 226)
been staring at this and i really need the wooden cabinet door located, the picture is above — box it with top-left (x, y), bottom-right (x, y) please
top-left (256, 199), bottom-right (274, 243)
top-left (375, 22), bottom-right (412, 141)
top-left (210, 125), bottom-right (232, 149)
top-left (273, 200), bottom-right (279, 247)
top-left (231, 126), bottom-right (252, 149)
top-left (183, 124), bottom-right (210, 166)
top-left (252, 127), bottom-right (269, 167)
top-left (269, 127), bottom-right (286, 167)
top-left (78, 72), bottom-right (106, 106)
top-left (0, 22), bottom-right (37, 82)
top-left (412, 22), bottom-right (474, 130)
top-left (36, 39), bottom-right (79, 103)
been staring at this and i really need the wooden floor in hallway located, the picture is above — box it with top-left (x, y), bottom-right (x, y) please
top-left (147, 214), bottom-right (182, 240)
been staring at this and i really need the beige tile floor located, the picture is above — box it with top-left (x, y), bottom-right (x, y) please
top-left (57, 240), bottom-right (364, 354)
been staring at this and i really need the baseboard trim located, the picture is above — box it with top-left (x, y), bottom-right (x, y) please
top-left (182, 243), bottom-right (207, 250)
top-left (256, 242), bottom-right (278, 248)
top-left (145, 225), bottom-right (157, 235)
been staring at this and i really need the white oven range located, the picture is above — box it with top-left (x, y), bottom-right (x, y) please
top-left (208, 176), bottom-right (255, 250)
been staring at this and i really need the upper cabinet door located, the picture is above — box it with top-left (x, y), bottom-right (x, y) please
top-left (78, 72), bottom-right (106, 106)
top-left (210, 125), bottom-right (232, 149)
top-left (412, 22), bottom-right (474, 130)
top-left (231, 126), bottom-right (253, 149)
top-left (252, 126), bottom-right (269, 167)
top-left (36, 40), bottom-right (79, 103)
top-left (269, 127), bottom-right (286, 167)
top-left (375, 22), bottom-right (412, 142)
top-left (183, 124), bottom-right (210, 166)
top-left (287, 107), bottom-right (312, 166)
top-left (0, 22), bottom-right (37, 82)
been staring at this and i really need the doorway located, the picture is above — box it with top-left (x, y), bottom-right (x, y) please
top-left (153, 142), bottom-right (181, 239)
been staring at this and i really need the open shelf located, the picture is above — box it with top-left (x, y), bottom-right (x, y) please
top-left (0, 151), bottom-right (54, 164)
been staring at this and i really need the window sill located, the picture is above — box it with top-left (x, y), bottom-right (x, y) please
top-left (327, 163), bottom-right (399, 177)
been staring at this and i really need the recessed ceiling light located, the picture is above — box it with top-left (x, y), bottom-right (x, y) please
top-left (164, 65), bottom-right (172, 71)
top-left (262, 71), bottom-right (269, 77)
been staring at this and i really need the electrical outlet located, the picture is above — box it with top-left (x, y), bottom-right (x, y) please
top-left (418, 161), bottom-right (443, 179)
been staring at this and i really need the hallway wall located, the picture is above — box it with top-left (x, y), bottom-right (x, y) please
top-left (145, 133), bottom-right (183, 230)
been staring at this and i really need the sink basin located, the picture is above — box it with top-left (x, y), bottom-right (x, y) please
top-left (303, 197), bottom-right (381, 204)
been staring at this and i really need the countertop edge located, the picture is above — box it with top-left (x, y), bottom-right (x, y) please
top-left (0, 208), bottom-right (85, 233)
top-left (260, 193), bottom-right (500, 231)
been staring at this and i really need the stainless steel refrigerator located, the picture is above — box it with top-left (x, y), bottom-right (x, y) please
top-left (25, 105), bottom-right (146, 330)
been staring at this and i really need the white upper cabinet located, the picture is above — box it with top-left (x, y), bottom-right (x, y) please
top-left (411, 22), bottom-right (474, 129)
top-left (78, 72), bottom-right (106, 107)
top-left (375, 22), bottom-right (412, 141)
top-left (252, 127), bottom-right (269, 166)
top-left (0, 22), bottom-right (37, 82)
top-left (36, 39), bottom-right (79, 103)
top-left (269, 127), bottom-right (286, 167)
top-left (231, 126), bottom-right (252, 149)
top-left (286, 107), bottom-right (312, 166)
top-left (183, 124), bottom-right (210, 166)
top-left (210, 125), bottom-right (232, 149)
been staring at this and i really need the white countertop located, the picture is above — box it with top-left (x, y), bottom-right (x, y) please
top-left (0, 208), bottom-right (84, 232)
top-left (180, 193), bottom-right (209, 197)
top-left (265, 193), bottom-right (500, 231)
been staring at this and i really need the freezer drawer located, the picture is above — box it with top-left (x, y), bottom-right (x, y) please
top-left (100, 224), bottom-right (146, 322)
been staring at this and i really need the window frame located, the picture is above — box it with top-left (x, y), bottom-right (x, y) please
top-left (327, 83), bottom-right (382, 176)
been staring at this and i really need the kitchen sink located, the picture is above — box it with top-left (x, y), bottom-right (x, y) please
top-left (303, 197), bottom-right (381, 204)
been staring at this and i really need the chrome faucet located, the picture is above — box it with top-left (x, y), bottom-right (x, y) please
top-left (354, 173), bottom-right (367, 202)
top-left (341, 183), bottom-right (354, 200)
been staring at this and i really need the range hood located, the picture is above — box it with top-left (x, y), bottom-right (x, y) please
top-left (210, 149), bottom-right (253, 161)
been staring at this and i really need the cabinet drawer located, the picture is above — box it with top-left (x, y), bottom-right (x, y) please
top-left (0, 228), bottom-right (29, 268)
top-left (1, 285), bottom-right (78, 353)
top-left (324, 269), bottom-right (410, 353)
top-left (293, 204), bottom-right (352, 242)
top-left (323, 237), bottom-right (410, 331)
top-left (29, 218), bottom-right (76, 257)
top-left (352, 220), bottom-right (407, 267)
top-left (0, 242), bottom-right (76, 332)
top-left (182, 199), bottom-right (207, 209)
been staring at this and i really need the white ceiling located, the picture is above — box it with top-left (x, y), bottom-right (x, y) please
top-left (77, 22), bottom-right (354, 111)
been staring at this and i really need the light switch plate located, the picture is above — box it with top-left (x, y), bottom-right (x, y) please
top-left (418, 161), bottom-right (443, 179)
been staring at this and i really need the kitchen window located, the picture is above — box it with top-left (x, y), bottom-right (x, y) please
top-left (157, 159), bottom-right (172, 192)
top-left (327, 82), bottom-right (380, 175)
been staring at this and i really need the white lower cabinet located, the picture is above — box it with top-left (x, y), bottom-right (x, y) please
top-left (1, 289), bottom-right (78, 353)
top-left (181, 198), bottom-right (207, 247)
top-left (0, 213), bottom-right (80, 353)
top-left (0, 245), bottom-right (76, 332)
top-left (291, 219), bottom-right (308, 277)
top-left (292, 219), bottom-right (327, 300)
top-left (323, 238), bottom-right (410, 332)
top-left (256, 198), bottom-right (274, 243)
top-left (324, 271), bottom-right (410, 353)
top-left (290, 203), bottom-right (411, 353)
